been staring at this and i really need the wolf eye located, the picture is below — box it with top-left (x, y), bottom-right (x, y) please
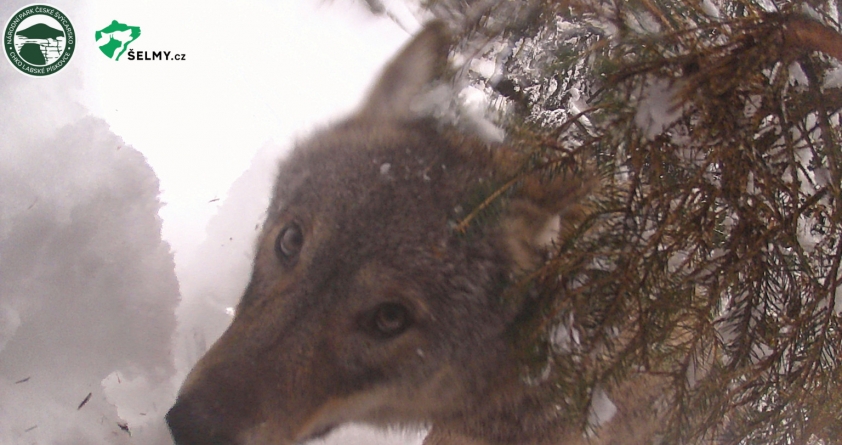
top-left (371, 303), bottom-right (411, 338)
top-left (275, 223), bottom-right (304, 262)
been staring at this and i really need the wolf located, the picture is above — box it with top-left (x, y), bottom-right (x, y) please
top-left (166, 22), bottom-right (664, 445)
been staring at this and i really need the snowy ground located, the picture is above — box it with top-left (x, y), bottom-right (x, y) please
top-left (0, 0), bottom-right (425, 444)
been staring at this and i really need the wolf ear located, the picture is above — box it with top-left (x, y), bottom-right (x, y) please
top-left (357, 21), bottom-right (451, 121)
top-left (502, 171), bottom-right (597, 272)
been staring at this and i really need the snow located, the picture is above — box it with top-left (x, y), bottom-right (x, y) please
top-left (470, 58), bottom-right (499, 79)
top-left (568, 87), bottom-right (594, 128)
top-left (833, 267), bottom-right (842, 316)
top-left (835, 279), bottom-right (842, 316)
top-left (701, 0), bottom-right (721, 18)
top-left (458, 85), bottom-right (506, 143)
top-left (0, 113), bottom-right (179, 444)
top-left (536, 215), bottom-right (562, 248)
top-left (743, 94), bottom-right (763, 119)
top-left (550, 313), bottom-right (581, 354)
top-left (364, 0), bottom-right (426, 32)
top-left (634, 77), bottom-right (683, 140)
top-left (623, 10), bottom-right (661, 35)
top-left (686, 356), bottom-right (700, 389)
top-left (751, 342), bottom-right (774, 363)
top-left (800, 3), bottom-right (824, 21)
top-left (171, 141), bottom-right (280, 378)
top-left (0, 1), bottom-right (424, 444)
top-left (587, 386), bottom-right (617, 429)
top-left (796, 216), bottom-right (820, 254)
top-left (824, 66), bottom-right (842, 89)
top-left (313, 425), bottom-right (427, 445)
top-left (789, 62), bottom-right (809, 87)
top-left (755, 0), bottom-right (777, 13)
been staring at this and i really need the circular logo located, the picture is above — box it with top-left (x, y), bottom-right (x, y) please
top-left (4, 4), bottom-right (75, 76)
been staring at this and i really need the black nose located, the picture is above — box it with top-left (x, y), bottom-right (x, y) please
top-left (166, 396), bottom-right (237, 445)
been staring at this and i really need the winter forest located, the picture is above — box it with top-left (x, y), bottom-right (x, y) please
top-left (1, 0), bottom-right (840, 444)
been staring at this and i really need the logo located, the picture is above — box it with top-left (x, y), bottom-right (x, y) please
top-left (95, 20), bottom-right (140, 61)
top-left (3, 4), bottom-right (75, 76)
top-left (95, 20), bottom-right (186, 62)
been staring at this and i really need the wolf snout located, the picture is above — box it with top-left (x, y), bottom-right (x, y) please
top-left (166, 395), bottom-right (238, 445)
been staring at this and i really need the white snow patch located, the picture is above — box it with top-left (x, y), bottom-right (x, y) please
top-left (744, 94), bottom-right (762, 119)
top-left (591, 256), bottom-right (617, 272)
top-left (314, 424), bottom-right (426, 445)
top-left (1, 115), bottom-right (180, 445)
top-left (835, 283), bottom-right (842, 316)
top-left (587, 386), bottom-right (618, 429)
top-left (746, 171), bottom-right (757, 195)
top-left (536, 215), bottom-right (562, 248)
top-left (800, 3), bottom-right (823, 21)
top-left (551, 314), bottom-right (581, 353)
top-left (590, 17), bottom-right (620, 39)
top-left (835, 269), bottom-right (842, 316)
top-left (796, 216), bottom-right (820, 253)
top-left (702, 0), bottom-right (721, 18)
top-left (371, 0), bottom-right (425, 33)
top-left (686, 357), bottom-right (701, 389)
top-left (626, 10), bottom-right (661, 34)
top-left (789, 62), bottom-right (809, 86)
top-left (668, 250), bottom-right (689, 274)
top-left (752, 342), bottom-right (774, 363)
top-left (635, 78), bottom-right (682, 140)
top-left (488, 42), bottom-right (514, 86)
top-left (102, 372), bottom-right (176, 435)
top-left (380, 163), bottom-right (392, 175)
top-left (458, 86), bottom-right (506, 143)
top-left (411, 83), bottom-right (505, 143)
top-left (470, 58), bottom-right (498, 79)
top-left (825, 66), bottom-right (842, 89)
top-left (812, 167), bottom-right (832, 189)
top-left (568, 87), bottom-right (593, 128)
top-left (756, 0), bottom-right (777, 12)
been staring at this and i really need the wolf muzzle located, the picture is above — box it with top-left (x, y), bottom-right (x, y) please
top-left (166, 394), bottom-right (239, 445)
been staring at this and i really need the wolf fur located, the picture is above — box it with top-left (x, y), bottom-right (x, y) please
top-left (166, 22), bottom-right (660, 445)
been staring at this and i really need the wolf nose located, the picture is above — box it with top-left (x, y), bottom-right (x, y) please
top-left (166, 396), bottom-right (236, 445)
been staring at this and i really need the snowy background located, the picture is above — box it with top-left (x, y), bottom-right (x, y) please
top-left (0, 0), bottom-right (426, 443)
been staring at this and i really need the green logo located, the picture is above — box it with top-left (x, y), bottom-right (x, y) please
top-left (95, 20), bottom-right (140, 61)
top-left (3, 5), bottom-right (75, 76)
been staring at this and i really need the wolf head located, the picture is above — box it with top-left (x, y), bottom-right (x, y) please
top-left (166, 22), bottom-right (593, 445)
